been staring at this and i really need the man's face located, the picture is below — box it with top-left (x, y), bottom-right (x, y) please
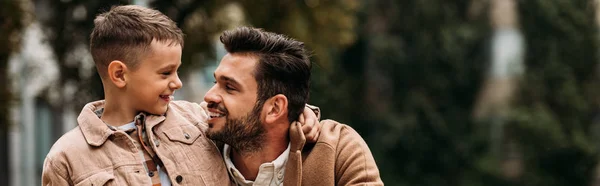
top-left (204, 53), bottom-right (266, 151)
top-left (126, 40), bottom-right (182, 115)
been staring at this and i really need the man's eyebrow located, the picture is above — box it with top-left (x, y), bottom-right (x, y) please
top-left (214, 73), bottom-right (241, 87)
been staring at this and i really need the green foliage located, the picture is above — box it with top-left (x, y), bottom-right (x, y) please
top-left (505, 1), bottom-right (600, 186)
top-left (307, 0), bottom-right (498, 185)
top-left (0, 0), bottom-right (29, 131)
top-left (0, 0), bottom-right (29, 184)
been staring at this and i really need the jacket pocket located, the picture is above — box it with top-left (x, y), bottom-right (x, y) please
top-left (74, 172), bottom-right (115, 186)
top-left (163, 124), bottom-right (201, 145)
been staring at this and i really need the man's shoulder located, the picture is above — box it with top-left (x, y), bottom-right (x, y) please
top-left (318, 119), bottom-right (364, 143)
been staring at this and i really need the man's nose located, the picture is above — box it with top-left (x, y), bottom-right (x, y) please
top-left (204, 84), bottom-right (221, 104)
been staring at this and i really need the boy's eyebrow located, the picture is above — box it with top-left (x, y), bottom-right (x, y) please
top-left (158, 63), bottom-right (179, 71)
top-left (214, 73), bottom-right (241, 88)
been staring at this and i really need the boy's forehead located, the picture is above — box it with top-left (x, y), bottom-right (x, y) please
top-left (140, 40), bottom-right (182, 68)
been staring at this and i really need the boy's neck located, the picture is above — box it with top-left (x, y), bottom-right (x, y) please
top-left (100, 96), bottom-right (137, 127)
top-left (231, 127), bottom-right (290, 181)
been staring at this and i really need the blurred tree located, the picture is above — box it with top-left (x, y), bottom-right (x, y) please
top-left (506, 1), bottom-right (600, 186)
top-left (0, 0), bottom-right (30, 184)
top-left (307, 0), bottom-right (513, 185)
top-left (37, 0), bottom-right (129, 136)
top-left (362, 0), bottom-right (497, 185)
top-left (37, 0), bottom-right (361, 110)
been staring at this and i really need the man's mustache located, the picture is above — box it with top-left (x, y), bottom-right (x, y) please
top-left (207, 102), bottom-right (228, 113)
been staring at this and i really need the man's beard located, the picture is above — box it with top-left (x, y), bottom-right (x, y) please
top-left (206, 103), bottom-right (266, 154)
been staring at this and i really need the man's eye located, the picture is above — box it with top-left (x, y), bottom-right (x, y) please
top-left (161, 72), bottom-right (172, 76)
top-left (225, 84), bottom-right (235, 91)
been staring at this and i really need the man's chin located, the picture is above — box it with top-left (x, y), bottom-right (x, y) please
top-left (205, 129), bottom-right (219, 140)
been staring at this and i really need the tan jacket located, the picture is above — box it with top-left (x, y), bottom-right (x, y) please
top-left (284, 120), bottom-right (383, 186)
top-left (42, 100), bottom-right (230, 185)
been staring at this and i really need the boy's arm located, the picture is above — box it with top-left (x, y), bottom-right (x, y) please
top-left (42, 157), bottom-right (72, 186)
top-left (300, 104), bottom-right (321, 143)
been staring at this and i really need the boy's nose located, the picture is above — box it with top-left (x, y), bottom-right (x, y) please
top-left (170, 75), bottom-right (183, 89)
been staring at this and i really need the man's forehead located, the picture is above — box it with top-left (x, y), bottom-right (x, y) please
top-left (215, 54), bottom-right (257, 76)
top-left (214, 53), bottom-right (259, 87)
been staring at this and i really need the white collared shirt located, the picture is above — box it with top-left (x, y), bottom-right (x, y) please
top-left (223, 143), bottom-right (290, 186)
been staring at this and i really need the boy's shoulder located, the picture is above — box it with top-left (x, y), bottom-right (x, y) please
top-left (169, 100), bottom-right (201, 112)
top-left (167, 100), bottom-right (208, 123)
top-left (45, 126), bottom-right (90, 162)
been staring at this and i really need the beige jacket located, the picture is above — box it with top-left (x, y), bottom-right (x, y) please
top-left (42, 100), bottom-right (230, 185)
top-left (284, 120), bottom-right (383, 186)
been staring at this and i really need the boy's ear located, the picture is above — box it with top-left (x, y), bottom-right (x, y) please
top-left (264, 94), bottom-right (288, 124)
top-left (107, 60), bottom-right (128, 88)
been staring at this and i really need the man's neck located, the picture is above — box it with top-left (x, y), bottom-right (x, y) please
top-left (231, 133), bottom-right (290, 181)
top-left (101, 94), bottom-right (137, 127)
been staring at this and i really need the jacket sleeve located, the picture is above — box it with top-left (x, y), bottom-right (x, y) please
top-left (42, 156), bottom-right (72, 186)
top-left (335, 125), bottom-right (384, 186)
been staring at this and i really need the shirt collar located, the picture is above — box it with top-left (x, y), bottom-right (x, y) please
top-left (224, 143), bottom-right (291, 186)
top-left (78, 100), bottom-right (166, 146)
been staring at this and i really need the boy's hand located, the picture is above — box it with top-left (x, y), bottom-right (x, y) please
top-left (300, 106), bottom-right (321, 143)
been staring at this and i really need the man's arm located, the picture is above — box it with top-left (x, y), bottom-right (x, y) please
top-left (335, 124), bottom-right (383, 185)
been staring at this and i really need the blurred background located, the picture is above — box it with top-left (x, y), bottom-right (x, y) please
top-left (1, 0), bottom-right (600, 185)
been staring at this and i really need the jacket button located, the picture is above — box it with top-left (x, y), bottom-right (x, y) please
top-left (184, 133), bottom-right (190, 139)
top-left (176, 175), bottom-right (183, 183)
top-left (148, 171), bottom-right (154, 177)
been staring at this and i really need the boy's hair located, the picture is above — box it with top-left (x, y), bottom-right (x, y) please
top-left (90, 5), bottom-right (184, 78)
top-left (220, 27), bottom-right (311, 123)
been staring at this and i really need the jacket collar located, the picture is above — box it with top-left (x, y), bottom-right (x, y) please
top-left (78, 100), bottom-right (166, 147)
top-left (78, 100), bottom-right (113, 147)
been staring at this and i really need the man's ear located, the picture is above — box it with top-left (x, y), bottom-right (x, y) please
top-left (264, 94), bottom-right (288, 124)
top-left (107, 60), bottom-right (128, 88)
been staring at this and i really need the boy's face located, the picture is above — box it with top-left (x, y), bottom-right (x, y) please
top-left (204, 53), bottom-right (263, 141)
top-left (126, 40), bottom-right (183, 115)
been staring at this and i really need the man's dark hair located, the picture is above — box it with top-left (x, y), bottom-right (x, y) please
top-left (220, 27), bottom-right (311, 123)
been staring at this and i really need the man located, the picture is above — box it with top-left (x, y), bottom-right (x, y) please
top-left (204, 26), bottom-right (383, 185)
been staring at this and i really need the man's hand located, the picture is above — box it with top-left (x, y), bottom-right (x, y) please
top-left (300, 106), bottom-right (321, 143)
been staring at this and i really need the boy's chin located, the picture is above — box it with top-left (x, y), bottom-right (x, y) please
top-left (146, 106), bottom-right (168, 116)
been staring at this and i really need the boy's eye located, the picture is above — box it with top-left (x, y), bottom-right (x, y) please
top-left (161, 72), bottom-right (172, 76)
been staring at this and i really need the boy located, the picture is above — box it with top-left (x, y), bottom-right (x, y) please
top-left (42, 5), bottom-right (319, 185)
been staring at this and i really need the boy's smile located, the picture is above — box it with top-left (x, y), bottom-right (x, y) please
top-left (125, 39), bottom-right (183, 116)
